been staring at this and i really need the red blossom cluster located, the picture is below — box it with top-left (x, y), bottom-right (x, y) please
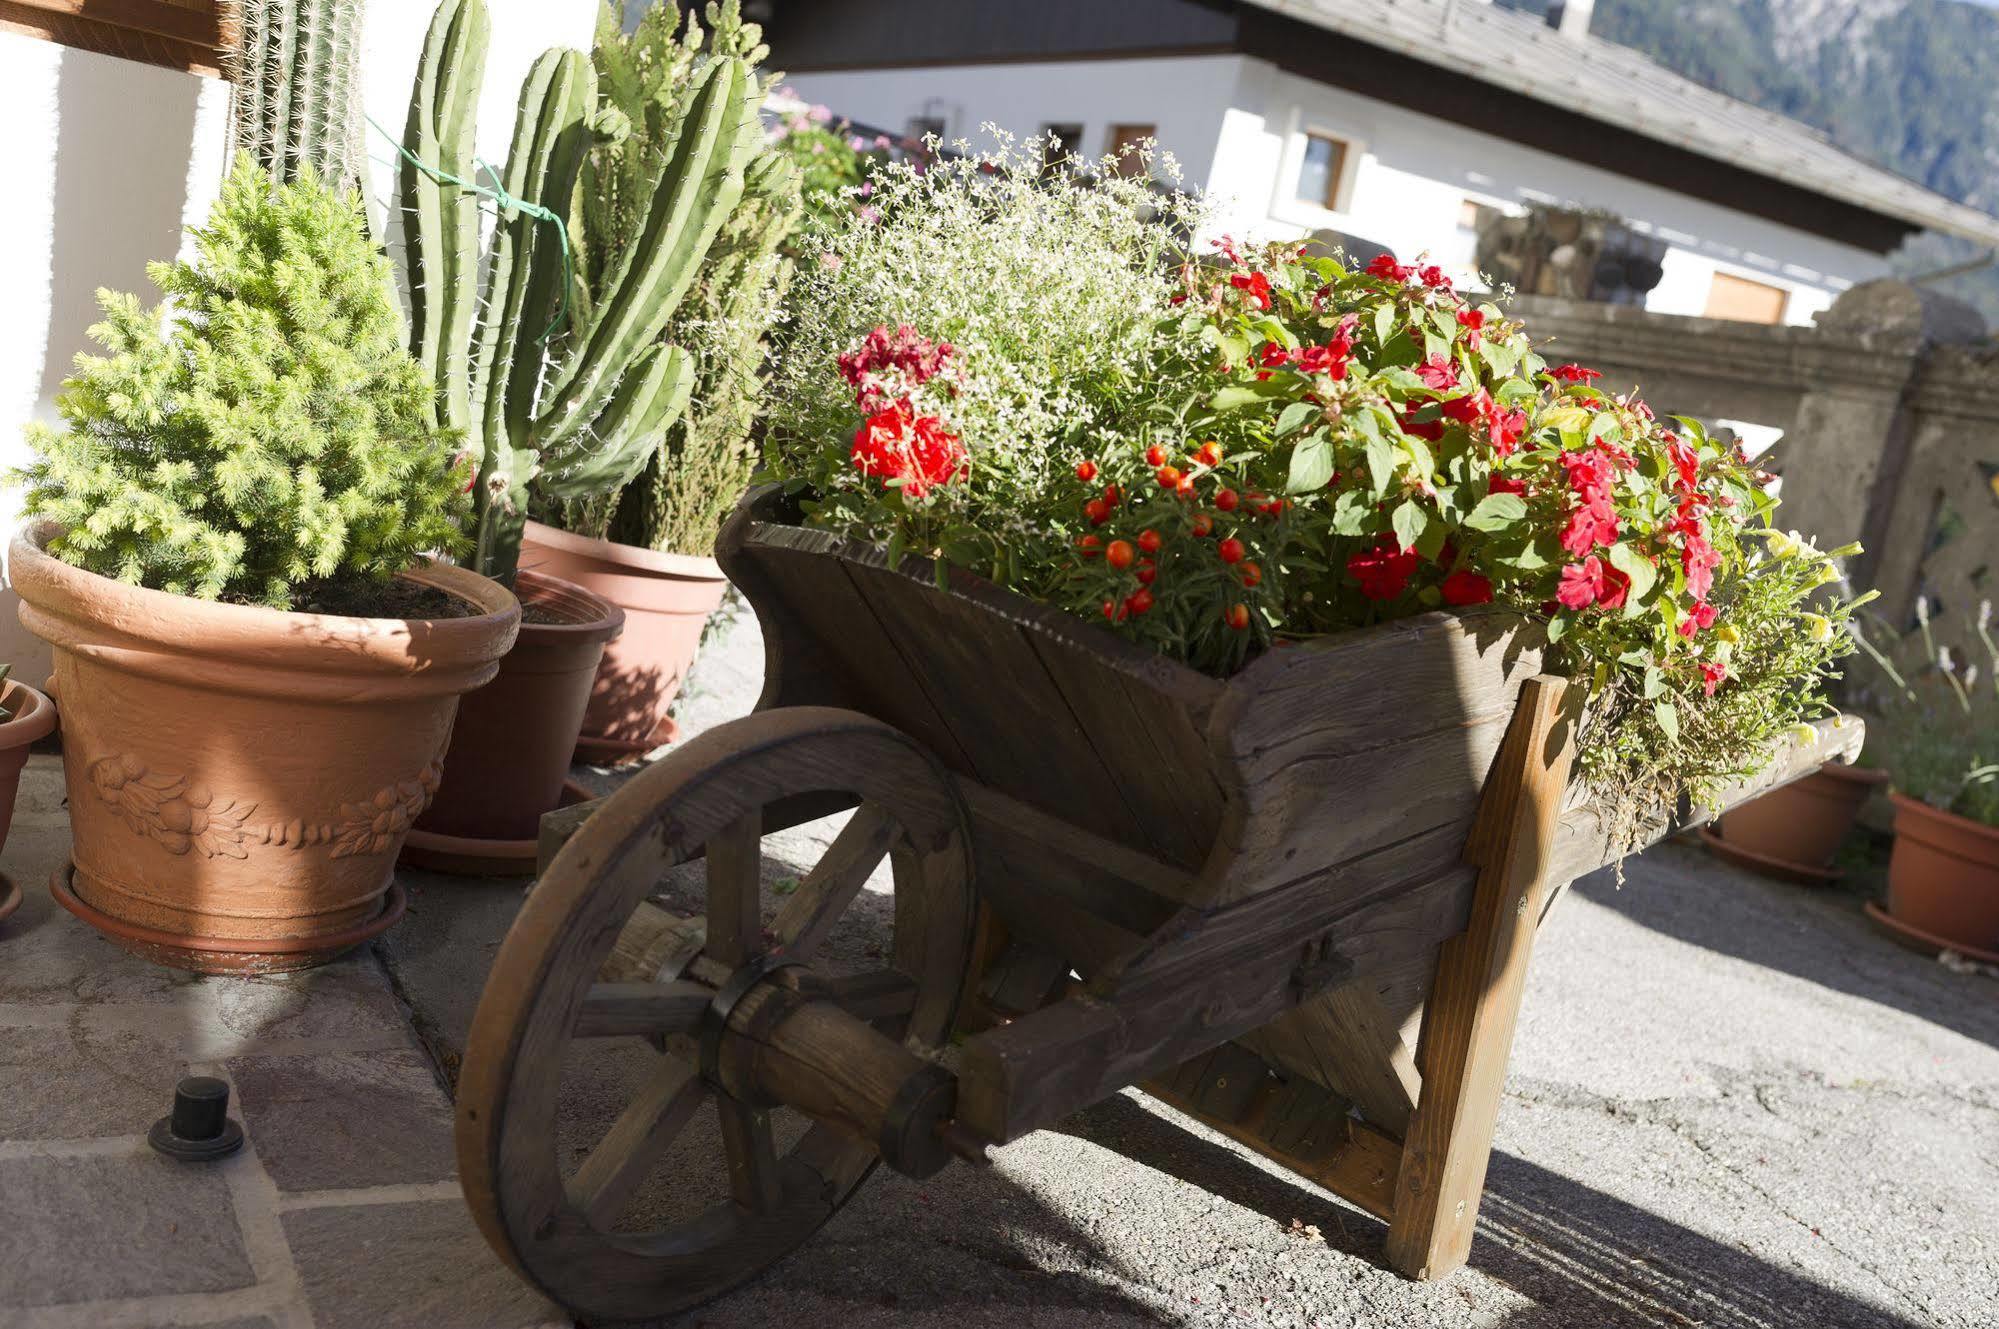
top-left (1255, 314), bottom-right (1358, 382)
top-left (842, 324), bottom-right (966, 500)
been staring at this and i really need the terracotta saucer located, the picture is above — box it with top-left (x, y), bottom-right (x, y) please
top-left (1863, 901), bottom-right (1999, 966)
top-left (1698, 826), bottom-right (1842, 886)
top-left (399, 779), bottom-right (596, 878)
top-left (574, 715), bottom-right (679, 767)
top-left (50, 862), bottom-right (407, 974)
top-left (0, 871), bottom-right (20, 927)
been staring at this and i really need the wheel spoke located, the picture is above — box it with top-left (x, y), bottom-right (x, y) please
top-left (704, 811), bottom-right (764, 966)
top-left (771, 804), bottom-right (896, 960)
top-left (717, 1100), bottom-right (784, 1213)
top-left (573, 981), bottom-right (711, 1039)
top-left (818, 968), bottom-right (918, 1022)
top-left (569, 1057), bottom-right (706, 1229)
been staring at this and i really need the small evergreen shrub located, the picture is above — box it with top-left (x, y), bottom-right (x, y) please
top-left (18, 156), bottom-right (469, 607)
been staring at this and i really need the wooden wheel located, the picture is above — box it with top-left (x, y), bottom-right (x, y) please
top-left (457, 708), bottom-right (975, 1325)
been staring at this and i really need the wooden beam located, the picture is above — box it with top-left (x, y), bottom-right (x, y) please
top-left (1383, 676), bottom-right (1577, 1280)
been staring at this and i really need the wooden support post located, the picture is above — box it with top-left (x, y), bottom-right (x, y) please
top-left (1383, 675), bottom-right (1575, 1280)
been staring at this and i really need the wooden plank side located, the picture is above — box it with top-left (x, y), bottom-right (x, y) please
top-left (1239, 984), bottom-right (1421, 1138)
top-left (955, 858), bottom-right (1475, 1144)
top-left (1384, 676), bottom-right (1577, 1281)
top-left (1199, 612), bottom-right (1552, 903)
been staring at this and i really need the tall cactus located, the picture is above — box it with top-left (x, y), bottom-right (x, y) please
top-left (228, 0), bottom-right (369, 195)
top-left (396, 0), bottom-right (762, 582)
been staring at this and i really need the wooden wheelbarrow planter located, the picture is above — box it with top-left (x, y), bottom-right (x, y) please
top-left (458, 487), bottom-right (1861, 1324)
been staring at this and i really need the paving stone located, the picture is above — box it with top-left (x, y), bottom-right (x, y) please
top-left (229, 1048), bottom-right (454, 1192)
top-left (0, 1150), bottom-right (255, 1307)
top-left (0, 1025), bottom-right (189, 1140)
top-left (193, 954), bottom-right (412, 1052)
top-left (137, 1319), bottom-right (279, 1329)
top-left (281, 1199), bottom-right (564, 1329)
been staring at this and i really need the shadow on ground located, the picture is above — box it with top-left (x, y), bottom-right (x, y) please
top-left (1057, 1091), bottom-right (1926, 1329)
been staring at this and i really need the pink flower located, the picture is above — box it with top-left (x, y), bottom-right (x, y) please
top-left (818, 250), bottom-right (843, 273)
top-left (1417, 353), bottom-right (1459, 392)
top-left (1556, 557), bottom-right (1605, 610)
top-left (1676, 601), bottom-right (1720, 639)
top-left (856, 205), bottom-right (881, 224)
top-left (1700, 661), bottom-right (1729, 696)
top-left (1549, 363), bottom-right (1602, 385)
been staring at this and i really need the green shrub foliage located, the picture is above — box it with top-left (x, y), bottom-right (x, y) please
top-left (19, 157), bottom-right (468, 607)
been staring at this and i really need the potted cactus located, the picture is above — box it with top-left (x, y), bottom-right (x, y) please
top-left (524, 1), bottom-right (799, 764)
top-left (12, 160), bottom-right (518, 970)
top-left (393, 0), bottom-right (764, 866)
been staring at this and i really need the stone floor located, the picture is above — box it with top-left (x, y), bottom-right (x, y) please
top-left (1, 601), bottom-right (1995, 1328)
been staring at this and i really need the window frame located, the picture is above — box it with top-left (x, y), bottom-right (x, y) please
top-left (1703, 268), bottom-right (1792, 325)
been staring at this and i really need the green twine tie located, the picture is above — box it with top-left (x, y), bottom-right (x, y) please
top-left (367, 114), bottom-right (572, 343)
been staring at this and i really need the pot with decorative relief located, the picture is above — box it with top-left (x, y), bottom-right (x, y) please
top-left (11, 521), bottom-right (519, 973)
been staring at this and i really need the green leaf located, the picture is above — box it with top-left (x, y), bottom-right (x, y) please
top-left (1643, 665), bottom-right (1665, 700)
top-left (1391, 499), bottom-right (1428, 554)
top-left (1365, 433), bottom-right (1399, 495)
top-left (1210, 381), bottom-right (1290, 411)
top-left (1287, 433), bottom-right (1335, 493)
top-left (885, 529), bottom-right (906, 571)
top-left (1606, 542), bottom-right (1659, 605)
top-left (1413, 513), bottom-right (1449, 561)
top-left (1275, 400), bottom-right (1317, 437)
top-left (1654, 699), bottom-right (1679, 743)
top-left (1547, 613), bottom-right (1569, 643)
top-left (1373, 301), bottom-right (1397, 346)
top-left (1464, 492), bottom-right (1526, 532)
top-left (1331, 488), bottom-right (1372, 536)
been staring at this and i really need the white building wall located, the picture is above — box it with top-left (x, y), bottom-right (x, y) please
top-left (0, 1), bottom-right (596, 677)
top-left (786, 55), bottom-right (1886, 327)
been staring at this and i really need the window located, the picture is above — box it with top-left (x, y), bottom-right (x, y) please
top-left (1458, 198), bottom-right (1485, 231)
top-left (1105, 123), bottom-right (1156, 178)
top-left (0, 0), bottom-right (227, 76)
top-left (1296, 132), bottom-right (1351, 211)
top-left (1040, 122), bottom-right (1084, 171)
top-left (1703, 271), bottom-right (1789, 325)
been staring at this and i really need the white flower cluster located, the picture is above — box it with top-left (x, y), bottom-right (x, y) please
top-left (766, 128), bottom-right (1208, 535)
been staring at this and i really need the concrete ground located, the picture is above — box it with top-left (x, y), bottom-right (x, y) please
top-left (2, 602), bottom-right (1994, 1329)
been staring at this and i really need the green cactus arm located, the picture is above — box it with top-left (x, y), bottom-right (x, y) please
top-left (532, 52), bottom-right (755, 450)
top-left (536, 344), bottom-right (693, 501)
top-left (397, 0), bottom-right (487, 433)
top-left (465, 47), bottom-right (594, 575)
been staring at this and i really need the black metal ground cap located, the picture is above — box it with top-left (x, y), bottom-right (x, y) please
top-left (149, 1075), bottom-right (244, 1162)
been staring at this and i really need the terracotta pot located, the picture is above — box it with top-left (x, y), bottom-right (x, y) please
top-left (1710, 760), bottom-right (1888, 881)
top-left (1883, 792), bottom-right (1999, 954)
top-left (406, 570), bottom-right (623, 864)
top-left (12, 523), bottom-right (519, 973)
top-left (520, 519), bottom-right (728, 764)
top-left (0, 677), bottom-right (59, 925)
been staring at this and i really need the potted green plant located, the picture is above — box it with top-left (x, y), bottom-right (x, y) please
top-left (11, 159), bottom-right (518, 971)
top-left (523, 0), bottom-right (799, 764)
top-left (391, 0), bottom-right (769, 873)
top-left (0, 665), bottom-right (59, 927)
top-left (1855, 601), bottom-right (1999, 959)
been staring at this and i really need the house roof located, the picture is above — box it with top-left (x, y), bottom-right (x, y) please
top-left (1245, 0), bottom-right (1999, 249)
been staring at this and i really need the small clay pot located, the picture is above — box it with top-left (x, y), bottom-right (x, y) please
top-left (1882, 792), bottom-right (1999, 955)
top-left (1709, 760), bottom-right (1888, 881)
top-left (12, 523), bottom-right (519, 972)
top-left (0, 677), bottom-right (58, 926)
top-left (520, 520), bottom-right (728, 765)
top-left (406, 569), bottom-right (623, 866)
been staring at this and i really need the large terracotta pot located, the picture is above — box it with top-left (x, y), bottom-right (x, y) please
top-left (1707, 759), bottom-right (1888, 883)
top-left (403, 569), bottom-right (622, 874)
top-left (1879, 792), bottom-right (1999, 958)
top-left (0, 677), bottom-right (59, 926)
top-left (12, 523), bottom-right (519, 973)
top-left (520, 519), bottom-right (728, 764)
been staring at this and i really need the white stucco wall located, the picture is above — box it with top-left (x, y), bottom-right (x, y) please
top-left (784, 55), bottom-right (1886, 326)
top-left (0, 2), bottom-right (596, 678)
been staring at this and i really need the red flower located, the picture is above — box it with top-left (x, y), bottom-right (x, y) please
top-left (1348, 540), bottom-right (1419, 601)
top-left (1700, 660), bottom-right (1729, 696)
top-left (1456, 306), bottom-right (1485, 351)
top-left (1230, 271), bottom-right (1273, 310)
top-left (1676, 600), bottom-right (1720, 639)
top-left (1488, 474), bottom-right (1528, 497)
top-left (1549, 363), bottom-right (1602, 385)
top-left (1397, 405), bottom-right (1445, 442)
top-left (849, 398), bottom-right (964, 498)
top-left (851, 399), bottom-right (914, 480)
top-left (1666, 438), bottom-right (1700, 491)
top-left (906, 413), bottom-right (966, 497)
top-left (1441, 570), bottom-right (1493, 606)
top-left (1366, 253), bottom-right (1413, 281)
top-left (1560, 496), bottom-right (1619, 556)
top-left (1418, 264), bottom-right (1452, 291)
top-left (1556, 556), bottom-right (1605, 610)
top-left (1440, 388), bottom-right (1493, 426)
top-left (1259, 340), bottom-right (1299, 369)
top-left (1596, 562), bottom-right (1632, 610)
top-left (1417, 353), bottom-right (1459, 392)
top-left (1489, 409), bottom-right (1528, 457)
top-left (1682, 531), bottom-right (1720, 602)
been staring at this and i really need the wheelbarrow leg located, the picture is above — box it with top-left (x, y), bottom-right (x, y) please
top-left (1384, 675), bottom-right (1577, 1280)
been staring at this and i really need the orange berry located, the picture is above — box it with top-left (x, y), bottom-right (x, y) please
top-left (1135, 560), bottom-right (1156, 585)
top-left (1196, 440), bottom-right (1223, 466)
top-left (1224, 603), bottom-right (1251, 631)
top-left (1075, 459), bottom-right (1099, 482)
top-left (1240, 560), bottom-right (1263, 587)
top-left (1137, 529), bottom-right (1162, 554)
top-left (1155, 465), bottom-right (1182, 489)
top-left (1218, 538), bottom-right (1245, 564)
top-left (1105, 539), bottom-right (1135, 571)
top-left (1215, 487), bottom-right (1239, 513)
top-left (1084, 498), bottom-right (1110, 526)
top-left (1125, 588), bottom-right (1154, 615)
top-left (1144, 444), bottom-right (1168, 466)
